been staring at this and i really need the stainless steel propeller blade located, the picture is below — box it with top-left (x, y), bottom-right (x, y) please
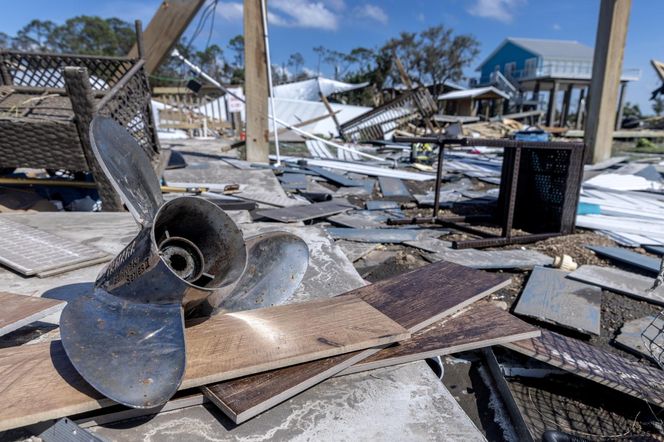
top-left (59, 118), bottom-right (248, 408)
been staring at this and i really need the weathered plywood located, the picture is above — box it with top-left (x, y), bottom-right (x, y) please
top-left (514, 267), bottom-right (601, 335)
top-left (336, 240), bottom-right (378, 262)
top-left (0, 292), bottom-right (64, 337)
top-left (615, 315), bottom-right (661, 360)
top-left (0, 295), bottom-right (409, 431)
top-left (503, 330), bottom-right (664, 407)
top-left (255, 201), bottom-right (351, 223)
top-left (378, 177), bottom-right (412, 199)
top-left (326, 227), bottom-right (445, 243)
top-left (203, 261), bottom-right (511, 423)
top-left (426, 248), bottom-right (552, 270)
top-left (567, 265), bottom-right (664, 306)
top-left (341, 302), bottom-right (540, 375)
top-left (587, 245), bottom-right (660, 274)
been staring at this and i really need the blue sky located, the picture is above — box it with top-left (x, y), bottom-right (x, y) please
top-left (1, 0), bottom-right (660, 113)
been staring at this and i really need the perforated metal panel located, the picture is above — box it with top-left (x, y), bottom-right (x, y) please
top-left (0, 217), bottom-right (110, 277)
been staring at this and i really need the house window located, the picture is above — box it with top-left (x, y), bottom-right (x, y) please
top-left (525, 58), bottom-right (537, 77)
top-left (505, 62), bottom-right (516, 77)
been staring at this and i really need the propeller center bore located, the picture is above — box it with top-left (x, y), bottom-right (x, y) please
top-left (159, 237), bottom-right (205, 281)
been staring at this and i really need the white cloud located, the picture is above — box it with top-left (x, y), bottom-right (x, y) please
top-left (217, 0), bottom-right (338, 30)
top-left (324, 0), bottom-right (346, 12)
top-left (217, 2), bottom-right (243, 21)
top-left (467, 0), bottom-right (526, 23)
top-left (354, 4), bottom-right (388, 24)
top-left (270, 0), bottom-right (339, 30)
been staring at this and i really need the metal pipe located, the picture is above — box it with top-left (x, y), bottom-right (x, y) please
top-left (171, 49), bottom-right (390, 164)
top-left (260, 0), bottom-right (281, 165)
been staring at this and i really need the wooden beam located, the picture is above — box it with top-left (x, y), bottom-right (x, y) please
top-left (127, 0), bottom-right (206, 74)
top-left (244, 0), bottom-right (269, 162)
top-left (615, 81), bottom-right (628, 129)
top-left (584, 0), bottom-right (632, 163)
top-left (546, 81), bottom-right (559, 126)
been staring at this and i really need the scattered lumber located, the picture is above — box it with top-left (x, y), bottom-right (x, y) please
top-left (0, 292), bottom-right (64, 337)
top-left (202, 260), bottom-right (511, 423)
top-left (503, 330), bottom-right (664, 407)
top-left (0, 295), bottom-right (409, 431)
top-left (513, 266), bottom-right (601, 335)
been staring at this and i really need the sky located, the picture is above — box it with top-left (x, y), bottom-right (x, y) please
top-left (0, 0), bottom-right (660, 113)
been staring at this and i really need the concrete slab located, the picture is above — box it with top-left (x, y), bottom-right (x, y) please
top-left (88, 362), bottom-right (484, 442)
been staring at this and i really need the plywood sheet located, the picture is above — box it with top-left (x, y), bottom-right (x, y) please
top-left (514, 267), bottom-right (601, 335)
top-left (587, 245), bottom-right (660, 274)
top-left (0, 295), bottom-right (409, 431)
top-left (0, 292), bottom-right (64, 337)
top-left (341, 302), bottom-right (540, 374)
top-left (378, 177), bottom-right (412, 199)
top-left (203, 260), bottom-right (512, 423)
top-left (567, 265), bottom-right (664, 306)
top-left (615, 315), bottom-right (661, 360)
top-left (326, 227), bottom-right (445, 243)
top-left (425, 248), bottom-right (552, 270)
top-left (503, 330), bottom-right (664, 407)
top-left (255, 201), bottom-right (351, 223)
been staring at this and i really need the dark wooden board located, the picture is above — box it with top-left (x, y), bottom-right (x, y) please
top-left (503, 330), bottom-right (664, 407)
top-left (203, 260), bottom-right (512, 423)
top-left (306, 166), bottom-right (365, 187)
top-left (341, 302), bottom-right (540, 375)
top-left (513, 267), bottom-right (601, 335)
top-left (644, 245), bottom-right (664, 256)
top-left (0, 292), bottom-right (65, 337)
top-left (586, 245), bottom-right (660, 274)
top-left (254, 201), bottom-right (352, 223)
top-left (567, 265), bottom-right (664, 306)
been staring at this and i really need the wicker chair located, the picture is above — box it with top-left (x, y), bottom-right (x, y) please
top-left (0, 50), bottom-right (161, 210)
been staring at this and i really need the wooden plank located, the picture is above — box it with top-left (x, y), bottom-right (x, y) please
top-left (0, 295), bottom-right (409, 431)
top-left (202, 260), bottom-right (512, 423)
top-left (255, 201), bottom-right (351, 223)
top-left (615, 315), bottom-right (660, 360)
top-left (425, 248), bottom-right (552, 270)
top-left (378, 177), bottom-right (412, 200)
top-left (326, 227), bottom-right (445, 243)
top-left (513, 267), bottom-right (601, 335)
top-left (306, 166), bottom-right (365, 187)
top-left (0, 292), bottom-right (64, 337)
top-left (644, 245), bottom-right (664, 256)
top-left (340, 302), bottom-right (540, 375)
top-left (503, 330), bottom-right (664, 407)
top-left (244, 0), bottom-right (269, 162)
top-left (586, 245), bottom-right (660, 274)
top-left (567, 265), bottom-right (664, 306)
top-left (127, 0), bottom-right (206, 74)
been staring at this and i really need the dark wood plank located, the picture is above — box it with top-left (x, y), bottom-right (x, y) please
top-left (203, 260), bottom-right (512, 423)
top-left (513, 267), bottom-right (601, 335)
top-left (503, 330), bottom-right (664, 407)
top-left (587, 245), bottom-right (660, 274)
top-left (255, 201), bottom-right (352, 223)
top-left (567, 265), bottom-right (664, 306)
top-left (0, 292), bottom-right (64, 337)
top-left (340, 302), bottom-right (540, 375)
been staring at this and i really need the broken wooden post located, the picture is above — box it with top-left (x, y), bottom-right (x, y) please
top-left (127, 0), bottom-right (205, 74)
top-left (546, 81), bottom-right (558, 126)
top-left (584, 0), bottom-right (632, 163)
top-left (244, 0), bottom-right (269, 163)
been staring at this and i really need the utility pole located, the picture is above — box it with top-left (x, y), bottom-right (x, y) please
top-left (584, 0), bottom-right (631, 164)
top-left (127, 0), bottom-right (205, 74)
top-left (244, 0), bottom-right (269, 163)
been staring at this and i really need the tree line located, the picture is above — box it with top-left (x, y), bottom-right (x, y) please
top-left (1, 16), bottom-right (480, 106)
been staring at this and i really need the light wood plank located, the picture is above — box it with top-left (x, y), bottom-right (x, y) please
top-left (0, 295), bottom-right (408, 431)
top-left (0, 292), bottom-right (64, 337)
top-left (203, 260), bottom-right (512, 423)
